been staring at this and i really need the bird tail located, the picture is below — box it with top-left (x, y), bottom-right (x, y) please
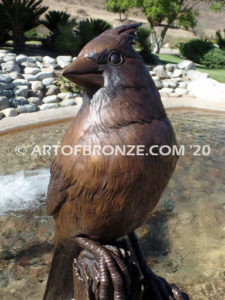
top-left (43, 239), bottom-right (80, 300)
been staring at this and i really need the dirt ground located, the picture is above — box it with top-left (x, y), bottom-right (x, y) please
top-left (42, 0), bottom-right (225, 42)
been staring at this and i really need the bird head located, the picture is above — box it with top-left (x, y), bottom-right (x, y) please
top-left (62, 23), bottom-right (150, 94)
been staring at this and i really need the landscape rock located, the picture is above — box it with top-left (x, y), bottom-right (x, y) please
top-left (0, 74), bottom-right (12, 83)
top-left (31, 81), bottom-right (44, 91)
top-left (165, 64), bottom-right (176, 72)
top-left (23, 74), bottom-right (37, 81)
top-left (162, 80), bottom-right (177, 88)
top-left (178, 82), bottom-right (188, 88)
top-left (153, 78), bottom-right (163, 89)
top-left (174, 88), bottom-right (188, 96)
top-left (187, 70), bottom-right (209, 81)
top-left (16, 54), bottom-right (28, 64)
top-left (0, 90), bottom-right (13, 97)
top-left (35, 71), bottom-right (54, 81)
top-left (153, 65), bottom-right (168, 79)
top-left (24, 67), bottom-right (40, 75)
top-left (60, 99), bottom-right (76, 106)
top-left (21, 61), bottom-right (37, 68)
top-left (42, 95), bottom-right (59, 104)
top-left (43, 56), bottom-right (56, 65)
top-left (13, 79), bottom-right (30, 87)
top-left (0, 112), bottom-right (2, 120)
top-left (1, 107), bottom-right (18, 117)
top-left (58, 92), bottom-right (73, 100)
top-left (14, 86), bottom-right (29, 98)
top-left (9, 72), bottom-right (23, 80)
top-left (0, 82), bottom-right (14, 90)
top-left (9, 97), bottom-right (28, 107)
top-left (178, 60), bottom-right (196, 71)
top-left (56, 56), bottom-right (72, 68)
top-left (42, 77), bottom-right (55, 86)
top-left (2, 61), bottom-right (21, 73)
top-left (172, 69), bottom-right (183, 78)
top-left (28, 97), bottom-right (42, 105)
top-left (45, 85), bottom-right (59, 96)
top-left (40, 103), bottom-right (59, 110)
top-left (0, 96), bottom-right (9, 110)
top-left (17, 104), bottom-right (38, 113)
top-left (3, 54), bottom-right (16, 62)
top-left (160, 87), bottom-right (174, 96)
top-left (74, 96), bottom-right (83, 105)
top-left (188, 78), bottom-right (225, 103)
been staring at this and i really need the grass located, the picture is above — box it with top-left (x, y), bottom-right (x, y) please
top-left (158, 54), bottom-right (225, 83)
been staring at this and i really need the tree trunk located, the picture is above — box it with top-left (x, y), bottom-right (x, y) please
top-left (12, 25), bottom-right (25, 53)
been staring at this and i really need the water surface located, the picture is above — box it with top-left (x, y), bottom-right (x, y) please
top-left (0, 110), bottom-right (224, 299)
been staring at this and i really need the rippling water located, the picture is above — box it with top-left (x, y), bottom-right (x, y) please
top-left (0, 110), bottom-right (224, 299)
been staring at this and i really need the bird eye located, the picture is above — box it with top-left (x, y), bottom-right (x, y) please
top-left (108, 52), bottom-right (123, 65)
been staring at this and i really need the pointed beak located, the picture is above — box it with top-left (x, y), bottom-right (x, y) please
top-left (62, 56), bottom-right (104, 89)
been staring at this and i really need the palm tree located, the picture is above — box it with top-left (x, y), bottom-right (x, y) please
top-left (41, 10), bottom-right (76, 50)
top-left (0, 0), bottom-right (48, 52)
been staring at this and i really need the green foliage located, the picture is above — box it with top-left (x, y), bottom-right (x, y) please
top-left (41, 10), bottom-right (75, 35)
top-left (41, 10), bottom-right (76, 50)
top-left (215, 30), bottom-right (225, 49)
top-left (25, 29), bottom-right (38, 37)
top-left (136, 27), bottom-right (155, 64)
top-left (179, 39), bottom-right (215, 63)
top-left (54, 22), bottom-right (80, 55)
top-left (53, 18), bottom-right (112, 55)
top-left (105, 0), bottom-right (131, 20)
top-left (0, 0), bottom-right (48, 51)
top-left (200, 48), bottom-right (225, 68)
top-left (74, 18), bottom-right (112, 54)
top-left (131, 0), bottom-right (199, 53)
top-left (56, 74), bottom-right (82, 94)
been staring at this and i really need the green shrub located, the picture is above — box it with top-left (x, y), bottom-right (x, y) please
top-left (200, 48), bottom-right (225, 68)
top-left (136, 27), bottom-right (156, 64)
top-left (41, 10), bottom-right (76, 50)
top-left (74, 19), bottom-right (112, 54)
top-left (54, 22), bottom-right (80, 55)
top-left (179, 39), bottom-right (214, 63)
top-left (0, 0), bottom-right (48, 51)
top-left (215, 30), bottom-right (225, 49)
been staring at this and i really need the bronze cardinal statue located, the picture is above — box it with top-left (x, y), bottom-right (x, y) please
top-left (43, 23), bottom-right (180, 300)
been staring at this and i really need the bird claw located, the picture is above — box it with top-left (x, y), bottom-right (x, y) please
top-left (143, 272), bottom-right (187, 300)
top-left (75, 237), bottom-right (131, 300)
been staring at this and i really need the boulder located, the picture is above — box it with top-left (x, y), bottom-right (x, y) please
top-left (60, 99), bottom-right (76, 106)
top-left (172, 69), bottom-right (183, 78)
top-left (42, 77), bottom-right (55, 86)
top-left (16, 54), bottom-right (28, 64)
top-left (165, 64), bottom-right (176, 72)
top-left (13, 79), bottom-right (30, 87)
top-left (40, 103), bottom-right (59, 110)
top-left (2, 61), bottom-right (21, 73)
top-left (153, 78), bottom-right (163, 89)
top-left (28, 97), bottom-right (42, 105)
top-left (45, 85), bottom-right (59, 96)
top-left (188, 78), bottom-right (225, 103)
top-left (159, 87), bottom-right (174, 96)
top-left (14, 86), bottom-right (29, 98)
top-left (43, 56), bottom-right (56, 65)
top-left (9, 97), bottom-right (29, 107)
top-left (0, 90), bottom-right (13, 97)
top-left (35, 71), bottom-right (54, 81)
top-left (56, 56), bottom-right (72, 68)
top-left (3, 54), bottom-right (16, 62)
top-left (153, 65), bottom-right (168, 79)
top-left (0, 82), bottom-right (14, 90)
top-left (0, 96), bottom-right (9, 110)
top-left (162, 80), bottom-right (177, 88)
top-left (31, 81), bottom-right (44, 91)
top-left (17, 104), bottom-right (38, 113)
top-left (58, 92), bottom-right (73, 100)
top-left (178, 60), bottom-right (195, 71)
top-left (42, 95), bottom-right (59, 103)
top-left (187, 70), bottom-right (209, 81)
top-left (1, 107), bottom-right (18, 117)
top-left (0, 74), bottom-right (12, 83)
top-left (24, 67), bottom-right (40, 75)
